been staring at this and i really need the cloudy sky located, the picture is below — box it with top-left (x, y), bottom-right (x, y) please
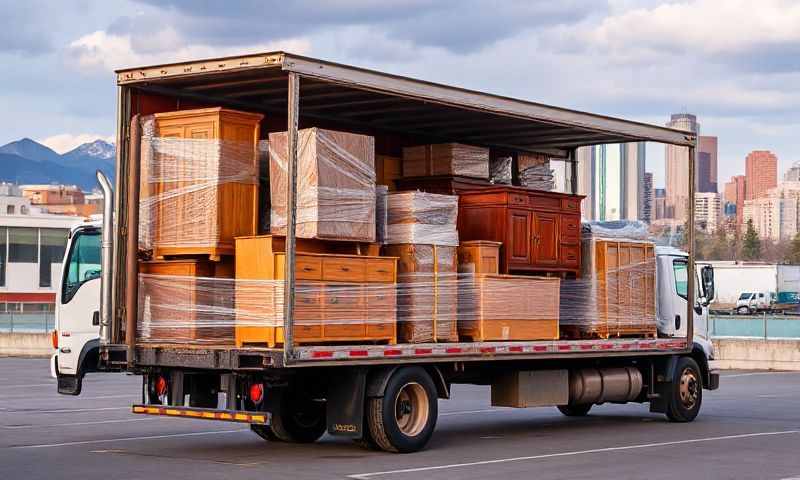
top-left (2, 0), bottom-right (799, 188)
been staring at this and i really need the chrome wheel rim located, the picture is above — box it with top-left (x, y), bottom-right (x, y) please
top-left (679, 367), bottom-right (699, 410)
top-left (394, 382), bottom-right (428, 437)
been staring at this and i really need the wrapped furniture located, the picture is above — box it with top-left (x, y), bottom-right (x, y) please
top-left (137, 259), bottom-right (235, 344)
top-left (560, 237), bottom-right (657, 339)
top-left (269, 128), bottom-right (376, 242)
top-left (402, 143), bottom-right (489, 179)
top-left (458, 274), bottom-right (560, 341)
top-left (385, 191), bottom-right (459, 246)
top-left (376, 155), bottom-right (402, 190)
top-left (234, 236), bottom-right (397, 347)
top-left (384, 244), bottom-right (458, 343)
top-left (139, 108), bottom-right (262, 260)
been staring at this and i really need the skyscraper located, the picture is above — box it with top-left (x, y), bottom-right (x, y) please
top-left (745, 150), bottom-right (778, 200)
top-left (654, 188), bottom-right (666, 220)
top-left (694, 192), bottom-right (722, 233)
top-left (785, 162), bottom-right (800, 182)
top-left (697, 136), bottom-right (718, 193)
top-left (576, 142), bottom-right (645, 221)
top-left (665, 113), bottom-right (700, 221)
top-left (723, 175), bottom-right (746, 226)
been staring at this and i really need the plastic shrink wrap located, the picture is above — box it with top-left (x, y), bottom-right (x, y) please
top-left (138, 110), bottom-right (261, 257)
top-left (385, 191), bottom-right (459, 246)
top-left (402, 143), bottom-right (489, 179)
top-left (269, 128), bottom-right (376, 242)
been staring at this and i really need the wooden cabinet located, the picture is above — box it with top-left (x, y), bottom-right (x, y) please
top-left (137, 259), bottom-right (235, 344)
top-left (458, 187), bottom-right (584, 276)
top-left (458, 241), bottom-right (501, 275)
top-left (234, 236), bottom-right (397, 347)
top-left (143, 108), bottom-right (263, 260)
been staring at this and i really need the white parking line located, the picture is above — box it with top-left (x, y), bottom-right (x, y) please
top-left (11, 428), bottom-right (248, 449)
top-left (2, 417), bottom-right (157, 429)
top-left (0, 406), bottom-right (129, 414)
top-left (723, 372), bottom-right (800, 378)
top-left (440, 409), bottom-right (509, 417)
top-left (348, 430), bottom-right (800, 479)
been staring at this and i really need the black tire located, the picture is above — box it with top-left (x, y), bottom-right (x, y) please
top-left (557, 403), bottom-right (593, 417)
top-left (269, 388), bottom-right (327, 443)
top-left (366, 366), bottom-right (438, 453)
top-left (666, 356), bottom-right (703, 422)
top-left (737, 306), bottom-right (751, 315)
top-left (250, 424), bottom-right (280, 441)
top-left (353, 427), bottom-right (381, 450)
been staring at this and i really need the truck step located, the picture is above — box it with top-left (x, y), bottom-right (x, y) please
top-left (132, 405), bottom-right (269, 424)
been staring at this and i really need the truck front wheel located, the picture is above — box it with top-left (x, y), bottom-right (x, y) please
top-left (366, 366), bottom-right (438, 453)
top-left (665, 357), bottom-right (703, 422)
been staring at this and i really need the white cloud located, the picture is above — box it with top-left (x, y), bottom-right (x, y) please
top-left (38, 133), bottom-right (115, 154)
top-left (67, 30), bottom-right (312, 72)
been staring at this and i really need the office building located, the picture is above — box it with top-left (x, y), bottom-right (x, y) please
top-left (723, 175), bottom-right (747, 227)
top-left (643, 172), bottom-right (654, 223)
top-left (694, 192), bottom-right (721, 233)
top-left (745, 150), bottom-right (778, 200)
top-left (697, 136), bottom-right (718, 193)
top-left (665, 113), bottom-right (700, 221)
top-left (576, 142), bottom-right (645, 221)
top-left (785, 162), bottom-right (800, 182)
top-left (654, 188), bottom-right (666, 221)
top-left (743, 182), bottom-right (800, 242)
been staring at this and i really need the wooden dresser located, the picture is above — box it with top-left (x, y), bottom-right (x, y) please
top-left (458, 186), bottom-right (584, 276)
top-left (143, 107), bottom-right (262, 260)
top-left (234, 236), bottom-right (397, 347)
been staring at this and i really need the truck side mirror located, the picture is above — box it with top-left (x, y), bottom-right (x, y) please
top-left (701, 265), bottom-right (715, 304)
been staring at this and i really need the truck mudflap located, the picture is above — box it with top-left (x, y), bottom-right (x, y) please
top-left (707, 370), bottom-right (720, 390)
top-left (132, 405), bottom-right (269, 425)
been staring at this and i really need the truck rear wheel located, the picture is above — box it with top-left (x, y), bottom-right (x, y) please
top-left (252, 388), bottom-right (326, 443)
top-left (366, 367), bottom-right (438, 453)
top-left (557, 403), bottom-right (593, 417)
top-left (665, 357), bottom-right (702, 422)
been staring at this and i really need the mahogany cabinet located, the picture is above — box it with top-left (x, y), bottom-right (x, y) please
top-left (458, 186), bottom-right (584, 276)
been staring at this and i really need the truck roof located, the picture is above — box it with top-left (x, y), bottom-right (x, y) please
top-left (115, 51), bottom-right (696, 157)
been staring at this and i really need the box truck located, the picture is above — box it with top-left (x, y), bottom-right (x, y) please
top-left (52, 51), bottom-right (718, 453)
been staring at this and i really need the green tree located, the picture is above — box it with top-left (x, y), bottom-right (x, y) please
top-left (707, 227), bottom-right (730, 260)
top-left (785, 233), bottom-right (800, 264)
top-left (741, 219), bottom-right (762, 260)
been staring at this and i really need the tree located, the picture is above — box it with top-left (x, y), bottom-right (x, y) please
top-left (706, 227), bottom-right (730, 261)
top-left (785, 233), bottom-right (800, 264)
top-left (741, 219), bottom-right (762, 260)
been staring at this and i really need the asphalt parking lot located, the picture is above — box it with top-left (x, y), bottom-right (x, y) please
top-left (0, 358), bottom-right (799, 480)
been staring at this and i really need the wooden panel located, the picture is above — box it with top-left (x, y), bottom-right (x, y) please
top-left (533, 212), bottom-right (559, 266)
top-left (323, 284), bottom-right (365, 338)
top-left (560, 243), bottom-right (580, 267)
top-left (295, 255), bottom-right (323, 280)
top-left (366, 258), bottom-right (396, 282)
top-left (322, 257), bottom-right (367, 282)
top-left (529, 194), bottom-right (561, 210)
top-left (458, 240), bottom-right (501, 275)
top-left (561, 215), bottom-right (580, 242)
top-left (561, 197), bottom-right (581, 214)
top-left (508, 210), bottom-right (531, 264)
top-left (508, 193), bottom-right (528, 207)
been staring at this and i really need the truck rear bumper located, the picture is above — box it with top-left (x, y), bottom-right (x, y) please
top-left (132, 405), bottom-right (270, 425)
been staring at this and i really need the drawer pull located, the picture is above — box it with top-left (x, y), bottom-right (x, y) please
top-left (376, 269), bottom-right (388, 273)
top-left (302, 266), bottom-right (314, 272)
top-left (340, 266), bottom-right (350, 272)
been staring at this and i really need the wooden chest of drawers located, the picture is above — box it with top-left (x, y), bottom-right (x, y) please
top-left (458, 240), bottom-right (501, 274)
top-left (458, 274), bottom-right (560, 341)
top-left (234, 236), bottom-right (397, 347)
top-left (141, 108), bottom-right (262, 260)
top-left (458, 186), bottom-right (584, 276)
top-left (137, 259), bottom-right (235, 344)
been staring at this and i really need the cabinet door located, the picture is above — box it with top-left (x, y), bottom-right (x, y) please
top-left (533, 211), bottom-right (559, 266)
top-left (507, 209), bottom-right (531, 265)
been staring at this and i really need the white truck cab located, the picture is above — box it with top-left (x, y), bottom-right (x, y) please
top-left (51, 222), bottom-right (102, 395)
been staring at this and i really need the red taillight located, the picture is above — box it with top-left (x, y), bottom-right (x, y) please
top-left (51, 330), bottom-right (58, 349)
top-left (155, 376), bottom-right (168, 397)
top-left (249, 383), bottom-right (264, 405)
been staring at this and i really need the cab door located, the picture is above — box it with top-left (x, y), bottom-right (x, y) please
top-left (57, 228), bottom-right (101, 376)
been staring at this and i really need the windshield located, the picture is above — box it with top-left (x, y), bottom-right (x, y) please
top-left (738, 293), bottom-right (752, 300)
top-left (61, 229), bottom-right (101, 304)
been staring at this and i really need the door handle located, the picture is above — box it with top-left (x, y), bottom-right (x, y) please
top-left (92, 311), bottom-right (100, 326)
top-left (675, 314), bottom-right (681, 330)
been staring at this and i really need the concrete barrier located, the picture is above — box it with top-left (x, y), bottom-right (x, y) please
top-left (713, 338), bottom-right (800, 371)
top-left (0, 332), bottom-right (53, 357)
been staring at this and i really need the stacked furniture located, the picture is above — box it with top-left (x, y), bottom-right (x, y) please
top-left (457, 241), bottom-right (502, 275)
top-left (139, 108), bottom-right (263, 260)
top-left (384, 191), bottom-right (460, 343)
top-left (402, 143), bottom-right (490, 179)
top-left (234, 235), bottom-right (397, 347)
top-left (457, 186), bottom-right (584, 276)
